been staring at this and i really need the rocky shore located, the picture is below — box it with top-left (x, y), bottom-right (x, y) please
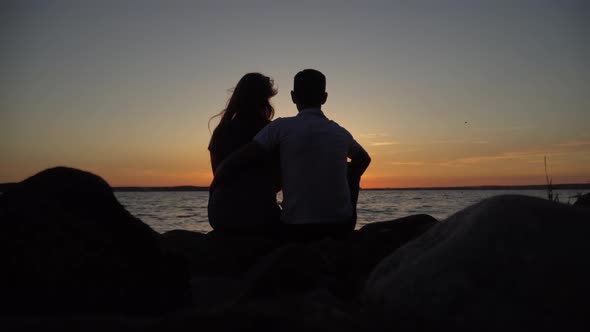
top-left (1, 167), bottom-right (589, 331)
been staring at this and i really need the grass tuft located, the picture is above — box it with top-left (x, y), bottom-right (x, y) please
top-left (544, 156), bottom-right (559, 203)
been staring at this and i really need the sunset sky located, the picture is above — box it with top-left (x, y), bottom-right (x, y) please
top-left (2, 0), bottom-right (589, 188)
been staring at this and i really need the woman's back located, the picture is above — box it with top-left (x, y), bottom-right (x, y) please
top-left (209, 118), bottom-right (267, 171)
top-left (208, 118), bottom-right (281, 233)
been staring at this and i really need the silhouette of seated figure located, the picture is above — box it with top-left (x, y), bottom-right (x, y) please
top-left (207, 73), bottom-right (282, 234)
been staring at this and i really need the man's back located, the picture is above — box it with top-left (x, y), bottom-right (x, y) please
top-left (254, 107), bottom-right (357, 224)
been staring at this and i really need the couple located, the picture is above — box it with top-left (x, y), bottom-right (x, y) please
top-left (208, 69), bottom-right (371, 240)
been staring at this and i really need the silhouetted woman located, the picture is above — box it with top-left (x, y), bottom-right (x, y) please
top-left (207, 73), bottom-right (281, 233)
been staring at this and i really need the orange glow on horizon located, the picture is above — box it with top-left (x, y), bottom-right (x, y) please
top-left (1, 140), bottom-right (589, 189)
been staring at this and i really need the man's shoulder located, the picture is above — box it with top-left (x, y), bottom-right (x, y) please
top-left (265, 116), bottom-right (298, 129)
top-left (326, 119), bottom-right (353, 137)
top-left (273, 116), bottom-right (298, 123)
top-left (253, 117), bottom-right (294, 147)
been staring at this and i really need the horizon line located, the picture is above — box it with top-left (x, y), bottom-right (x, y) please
top-left (105, 182), bottom-right (590, 191)
top-left (1, 183), bottom-right (589, 192)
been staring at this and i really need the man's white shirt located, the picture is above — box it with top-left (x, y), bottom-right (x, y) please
top-left (254, 107), bottom-right (363, 225)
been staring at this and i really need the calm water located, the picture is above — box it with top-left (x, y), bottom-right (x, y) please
top-left (116, 189), bottom-right (586, 234)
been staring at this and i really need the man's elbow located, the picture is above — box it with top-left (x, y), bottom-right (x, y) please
top-left (360, 151), bottom-right (371, 168)
top-left (350, 153), bottom-right (371, 176)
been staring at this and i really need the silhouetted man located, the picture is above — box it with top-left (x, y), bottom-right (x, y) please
top-left (212, 69), bottom-right (371, 239)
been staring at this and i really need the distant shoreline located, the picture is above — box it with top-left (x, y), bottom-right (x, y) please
top-left (1, 183), bottom-right (589, 193)
top-left (113, 186), bottom-right (209, 192)
top-left (361, 184), bottom-right (590, 191)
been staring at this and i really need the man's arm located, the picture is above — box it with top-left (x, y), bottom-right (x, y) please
top-left (347, 142), bottom-right (370, 223)
top-left (348, 142), bottom-right (371, 178)
top-left (210, 142), bottom-right (268, 192)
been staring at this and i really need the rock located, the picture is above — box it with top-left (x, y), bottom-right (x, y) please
top-left (161, 215), bottom-right (438, 303)
top-left (160, 230), bottom-right (209, 272)
top-left (354, 214), bottom-right (437, 282)
top-left (187, 276), bottom-right (245, 314)
top-left (146, 291), bottom-right (359, 332)
top-left (0, 167), bottom-right (189, 314)
top-left (149, 253), bottom-right (359, 331)
top-left (160, 229), bottom-right (284, 277)
top-left (230, 215), bottom-right (439, 305)
top-left (240, 243), bottom-right (342, 300)
top-left (1, 313), bottom-right (151, 332)
top-left (573, 193), bottom-right (590, 207)
top-left (363, 195), bottom-right (590, 331)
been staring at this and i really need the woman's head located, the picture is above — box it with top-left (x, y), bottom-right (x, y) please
top-left (212, 73), bottom-right (277, 129)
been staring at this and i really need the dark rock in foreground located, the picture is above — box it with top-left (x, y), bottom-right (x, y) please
top-left (0, 167), bottom-right (189, 314)
top-left (160, 229), bottom-right (284, 278)
top-left (354, 214), bottom-right (438, 283)
top-left (155, 214), bottom-right (437, 331)
top-left (9, 166), bottom-right (590, 330)
top-left (574, 192), bottom-right (590, 207)
top-left (363, 195), bottom-right (590, 331)
top-left (160, 214), bottom-right (438, 303)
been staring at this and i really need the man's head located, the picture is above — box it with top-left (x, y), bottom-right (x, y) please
top-left (291, 69), bottom-right (328, 110)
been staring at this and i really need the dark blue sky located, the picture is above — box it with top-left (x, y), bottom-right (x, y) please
top-left (1, 0), bottom-right (589, 186)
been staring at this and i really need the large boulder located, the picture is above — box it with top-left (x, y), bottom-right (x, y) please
top-left (574, 193), bottom-right (590, 207)
top-left (363, 195), bottom-right (590, 331)
top-left (353, 214), bottom-right (437, 284)
top-left (0, 167), bottom-right (189, 314)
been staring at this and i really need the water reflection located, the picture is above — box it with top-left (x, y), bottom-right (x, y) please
top-left (116, 189), bottom-right (585, 233)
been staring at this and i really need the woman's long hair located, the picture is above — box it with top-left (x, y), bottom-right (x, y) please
top-left (209, 73), bottom-right (277, 132)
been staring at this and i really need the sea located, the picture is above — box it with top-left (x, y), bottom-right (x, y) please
top-left (115, 189), bottom-right (587, 234)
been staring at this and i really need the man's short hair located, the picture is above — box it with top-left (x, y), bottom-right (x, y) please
top-left (294, 69), bottom-right (326, 106)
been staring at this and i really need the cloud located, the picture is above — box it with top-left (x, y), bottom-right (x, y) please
top-left (389, 161), bottom-right (427, 166)
top-left (385, 150), bottom-right (550, 169)
top-left (473, 125), bottom-right (532, 133)
top-left (553, 140), bottom-right (590, 148)
top-left (370, 141), bottom-right (401, 146)
top-left (359, 133), bottom-right (391, 139)
top-left (389, 148), bottom-right (424, 154)
top-left (425, 139), bottom-right (489, 145)
top-left (427, 139), bottom-right (468, 144)
top-left (449, 151), bottom-right (547, 165)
